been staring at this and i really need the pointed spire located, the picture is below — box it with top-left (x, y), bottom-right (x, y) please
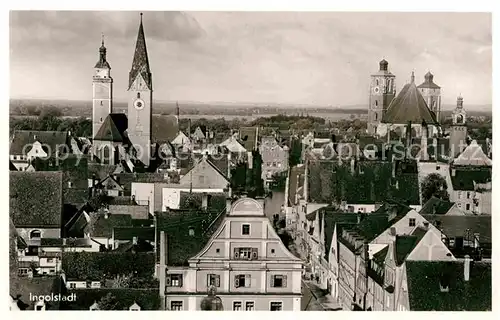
top-left (411, 71), bottom-right (415, 83)
top-left (129, 12), bottom-right (151, 90)
top-left (95, 33), bottom-right (110, 69)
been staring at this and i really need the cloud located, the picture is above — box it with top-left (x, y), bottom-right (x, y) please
top-left (10, 11), bottom-right (492, 106)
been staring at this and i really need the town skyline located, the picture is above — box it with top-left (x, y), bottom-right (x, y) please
top-left (10, 11), bottom-right (492, 106)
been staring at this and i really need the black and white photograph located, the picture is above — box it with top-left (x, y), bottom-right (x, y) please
top-left (8, 8), bottom-right (493, 312)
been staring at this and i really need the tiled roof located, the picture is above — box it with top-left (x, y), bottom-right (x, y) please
top-left (239, 127), bottom-right (259, 151)
top-left (113, 226), bottom-right (155, 241)
top-left (88, 163), bottom-right (117, 180)
top-left (419, 196), bottom-right (455, 215)
top-left (307, 159), bottom-right (420, 205)
top-left (156, 207), bottom-right (225, 266)
top-left (406, 260), bottom-right (491, 311)
top-left (94, 114), bottom-right (127, 142)
top-left (11, 277), bottom-right (63, 310)
top-left (450, 168), bottom-right (491, 191)
top-left (89, 213), bottom-right (133, 238)
top-left (382, 80), bottom-right (437, 124)
top-left (10, 130), bottom-right (68, 155)
top-left (322, 209), bottom-right (359, 261)
top-left (128, 16), bottom-right (151, 90)
top-left (152, 115), bottom-right (179, 143)
top-left (10, 171), bottom-right (63, 228)
top-left (394, 235), bottom-right (422, 265)
top-left (453, 140), bottom-right (492, 166)
top-left (422, 215), bottom-right (491, 243)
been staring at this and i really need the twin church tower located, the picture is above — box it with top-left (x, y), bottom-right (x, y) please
top-left (92, 13), bottom-right (153, 166)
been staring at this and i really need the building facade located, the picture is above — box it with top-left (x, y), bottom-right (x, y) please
top-left (160, 197), bottom-right (303, 311)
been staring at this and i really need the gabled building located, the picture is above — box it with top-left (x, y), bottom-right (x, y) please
top-left (259, 136), bottom-right (289, 187)
top-left (9, 130), bottom-right (70, 171)
top-left (158, 197), bottom-right (303, 311)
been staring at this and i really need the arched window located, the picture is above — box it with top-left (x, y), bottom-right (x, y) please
top-left (102, 145), bottom-right (110, 164)
top-left (137, 92), bottom-right (141, 99)
top-left (375, 100), bottom-right (378, 107)
top-left (375, 113), bottom-right (378, 121)
top-left (30, 230), bottom-right (41, 239)
top-left (376, 79), bottom-right (379, 86)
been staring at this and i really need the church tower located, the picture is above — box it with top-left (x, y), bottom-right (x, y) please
top-left (127, 13), bottom-right (153, 166)
top-left (92, 34), bottom-right (113, 140)
top-left (449, 95), bottom-right (468, 158)
top-left (417, 71), bottom-right (442, 123)
top-left (368, 59), bottom-right (396, 135)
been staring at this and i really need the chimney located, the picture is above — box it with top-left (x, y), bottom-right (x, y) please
top-left (350, 158), bottom-right (355, 175)
top-left (132, 236), bottom-right (138, 245)
top-left (104, 210), bottom-right (109, 219)
top-left (226, 198), bottom-right (232, 214)
top-left (464, 255), bottom-right (471, 282)
top-left (158, 231), bottom-right (167, 310)
top-left (423, 221), bottom-right (430, 230)
top-left (473, 233), bottom-right (480, 249)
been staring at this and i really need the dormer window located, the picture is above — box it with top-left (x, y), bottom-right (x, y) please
top-left (30, 230), bottom-right (41, 239)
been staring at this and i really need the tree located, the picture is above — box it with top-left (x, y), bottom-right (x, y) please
top-left (421, 173), bottom-right (450, 203)
top-left (97, 293), bottom-right (119, 310)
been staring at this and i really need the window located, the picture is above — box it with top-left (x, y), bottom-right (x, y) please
top-left (46, 258), bottom-right (53, 263)
top-left (207, 274), bottom-right (221, 287)
top-left (457, 191), bottom-right (462, 199)
top-left (245, 301), bottom-right (255, 311)
top-left (458, 203), bottom-right (462, 208)
top-left (30, 230), bottom-right (41, 239)
top-left (170, 301), bottom-right (183, 311)
top-left (167, 274), bottom-right (183, 287)
top-left (242, 224), bottom-right (250, 235)
top-left (69, 283), bottom-right (76, 289)
top-left (271, 249), bottom-right (275, 254)
top-left (466, 203), bottom-right (470, 211)
top-left (375, 100), bottom-right (378, 107)
top-left (271, 275), bottom-right (287, 288)
top-left (100, 117), bottom-right (103, 122)
top-left (234, 274), bottom-right (251, 288)
top-left (467, 192), bottom-right (470, 199)
top-left (375, 113), bottom-right (378, 120)
top-left (449, 237), bottom-right (455, 247)
top-left (137, 92), bottom-right (141, 99)
top-left (18, 268), bottom-right (29, 276)
top-left (376, 80), bottom-right (379, 86)
top-left (270, 302), bottom-right (283, 311)
top-left (100, 101), bottom-right (103, 106)
top-left (233, 301), bottom-right (242, 311)
top-left (68, 181), bottom-right (73, 188)
top-left (409, 218), bottom-right (416, 227)
top-left (199, 175), bottom-right (205, 184)
top-left (216, 248), bottom-right (220, 253)
top-left (234, 247), bottom-right (258, 260)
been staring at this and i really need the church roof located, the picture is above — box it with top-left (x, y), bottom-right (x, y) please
top-left (94, 38), bottom-right (111, 69)
top-left (10, 130), bottom-right (69, 155)
top-left (128, 14), bottom-right (152, 90)
top-left (382, 78), bottom-right (438, 124)
top-left (417, 71), bottom-right (441, 89)
top-left (93, 114), bottom-right (128, 142)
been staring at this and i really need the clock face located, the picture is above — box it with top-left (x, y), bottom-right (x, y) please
top-left (134, 99), bottom-right (145, 110)
top-left (373, 87), bottom-right (380, 94)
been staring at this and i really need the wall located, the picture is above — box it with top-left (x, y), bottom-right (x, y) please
top-left (406, 230), bottom-right (456, 261)
top-left (166, 295), bottom-right (298, 311)
top-left (108, 204), bottom-right (149, 219)
top-left (16, 228), bottom-right (61, 242)
top-left (131, 182), bottom-right (155, 213)
top-left (161, 187), bottom-right (225, 210)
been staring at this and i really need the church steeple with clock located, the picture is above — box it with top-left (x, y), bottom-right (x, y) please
top-left (92, 34), bottom-right (113, 140)
top-left (367, 59), bottom-right (396, 135)
top-left (128, 13), bottom-right (153, 166)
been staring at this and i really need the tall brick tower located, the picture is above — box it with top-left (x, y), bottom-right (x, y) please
top-left (367, 59), bottom-right (396, 135)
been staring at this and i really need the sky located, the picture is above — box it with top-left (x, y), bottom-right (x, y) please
top-left (10, 11), bottom-right (492, 107)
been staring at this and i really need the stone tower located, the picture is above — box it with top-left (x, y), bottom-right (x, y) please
top-left (368, 59), bottom-right (396, 135)
top-left (127, 13), bottom-right (153, 166)
top-left (449, 95), bottom-right (468, 158)
top-left (417, 71), bottom-right (442, 123)
top-left (92, 34), bottom-right (113, 140)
